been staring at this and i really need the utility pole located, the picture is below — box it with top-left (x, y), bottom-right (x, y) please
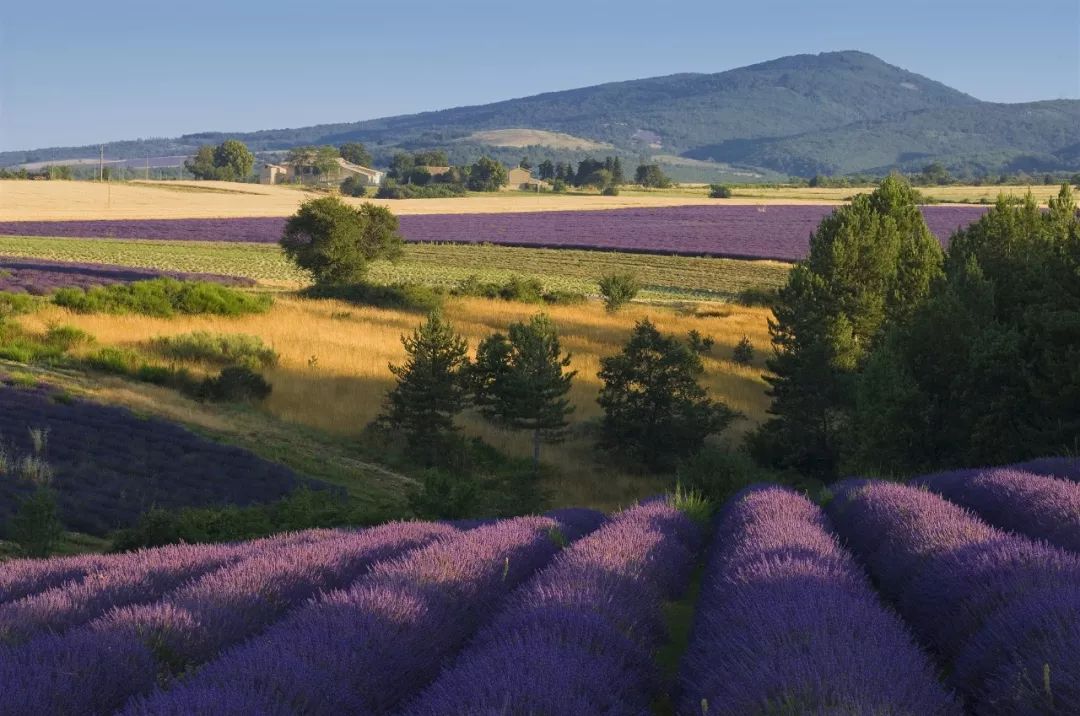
top-left (145, 153), bottom-right (150, 181)
top-left (99, 145), bottom-right (104, 182)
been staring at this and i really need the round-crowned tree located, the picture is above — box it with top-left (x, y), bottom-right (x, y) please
top-left (280, 196), bottom-right (403, 285)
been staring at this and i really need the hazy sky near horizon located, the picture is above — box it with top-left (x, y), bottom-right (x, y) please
top-left (1, 0), bottom-right (1078, 151)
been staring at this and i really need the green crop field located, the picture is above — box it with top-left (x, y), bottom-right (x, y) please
top-left (0, 236), bottom-right (791, 301)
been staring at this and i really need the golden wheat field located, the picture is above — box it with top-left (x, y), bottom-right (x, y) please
top-left (2, 179), bottom-right (1061, 222)
top-left (18, 295), bottom-right (772, 508)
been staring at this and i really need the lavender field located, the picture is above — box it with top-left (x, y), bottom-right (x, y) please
top-left (0, 258), bottom-right (254, 294)
top-left (0, 204), bottom-right (990, 261)
top-left (0, 382), bottom-right (324, 535)
top-left (2, 461), bottom-right (1078, 714)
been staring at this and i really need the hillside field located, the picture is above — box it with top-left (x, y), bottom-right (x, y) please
top-left (15, 295), bottom-right (773, 509)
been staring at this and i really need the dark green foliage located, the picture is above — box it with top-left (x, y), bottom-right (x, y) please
top-left (635, 164), bottom-right (672, 188)
top-left (302, 281), bottom-right (444, 312)
top-left (471, 314), bottom-right (575, 469)
top-left (199, 366), bottom-right (272, 403)
top-left (597, 319), bottom-right (739, 471)
top-left (375, 180), bottom-right (466, 199)
top-left (339, 142), bottom-right (373, 167)
top-left (598, 272), bottom-right (640, 312)
top-left (735, 286), bottom-right (780, 308)
top-left (339, 176), bottom-right (367, 197)
top-left (537, 160), bottom-right (555, 181)
top-left (281, 196), bottom-right (404, 285)
top-left (749, 176), bottom-right (943, 480)
top-left (675, 447), bottom-right (767, 505)
top-left (708, 184), bottom-right (733, 198)
top-left (601, 186), bottom-right (620, 196)
top-left (52, 279), bottom-right (271, 317)
top-left (407, 468), bottom-right (480, 520)
top-left (686, 329), bottom-right (714, 355)
top-left (451, 274), bottom-right (584, 305)
top-left (184, 140), bottom-right (254, 181)
top-left (379, 311), bottom-right (470, 464)
top-left (467, 156), bottom-right (508, 192)
top-left (732, 335), bottom-right (754, 365)
top-left (854, 185), bottom-right (1080, 473)
top-left (285, 146), bottom-right (340, 179)
top-left (110, 488), bottom-right (382, 551)
top-left (9, 486), bottom-right (64, 557)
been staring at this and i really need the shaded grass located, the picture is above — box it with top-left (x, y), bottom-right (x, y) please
top-left (653, 565), bottom-right (705, 715)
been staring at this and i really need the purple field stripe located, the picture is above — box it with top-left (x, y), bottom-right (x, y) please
top-left (828, 480), bottom-right (1080, 713)
top-left (0, 257), bottom-right (255, 293)
top-left (402, 501), bottom-right (698, 714)
top-left (678, 486), bottom-right (957, 714)
top-left (0, 205), bottom-right (989, 261)
top-left (122, 514), bottom-right (600, 716)
top-left (924, 468), bottom-right (1080, 554)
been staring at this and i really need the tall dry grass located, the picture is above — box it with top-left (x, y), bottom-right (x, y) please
top-left (21, 295), bottom-right (773, 509)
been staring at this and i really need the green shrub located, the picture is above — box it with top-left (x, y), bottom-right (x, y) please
top-left (303, 281), bottom-right (445, 312)
top-left (669, 483), bottom-right (713, 524)
top-left (200, 366), bottom-right (272, 402)
top-left (150, 331), bottom-right (278, 369)
top-left (110, 488), bottom-right (386, 551)
top-left (44, 325), bottom-right (94, 351)
top-left (601, 186), bottom-right (620, 196)
top-left (52, 279), bottom-right (272, 317)
top-left (598, 272), bottom-right (640, 312)
top-left (733, 335), bottom-right (755, 365)
top-left (339, 176), bottom-right (367, 197)
top-left (9, 486), bottom-right (64, 557)
top-left (0, 292), bottom-right (40, 317)
top-left (735, 285), bottom-right (780, 307)
top-left (407, 468), bottom-right (480, 520)
top-left (375, 181), bottom-right (467, 199)
top-left (451, 275), bottom-right (585, 305)
top-left (675, 446), bottom-right (764, 505)
top-left (708, 183), bottom-right (733, 198)
top-left (686, 329), bottom-right (715, 355)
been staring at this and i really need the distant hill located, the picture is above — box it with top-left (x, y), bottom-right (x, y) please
top-left (3, 51), bottom-right (1078, 179)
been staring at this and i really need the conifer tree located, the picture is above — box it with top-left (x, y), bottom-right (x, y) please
top-left (471, 314), bottom-right (575, 471)
top-left (379, 311), bottom-right (470, 464)
top-left (748, 175), bottom-right (943, 479)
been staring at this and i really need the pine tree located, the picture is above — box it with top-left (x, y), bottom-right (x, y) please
top-left (379, 311), bottom-right (470, 464)
top-left (748, 175), bottom-right (943, 480)
top-left (471, 314), bottom-right (575, 471)
top-left (611, 157), bottom-right (624, 185)
top-left (598, 319), bottom-right (738, 471)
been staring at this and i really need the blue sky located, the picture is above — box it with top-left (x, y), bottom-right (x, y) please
top-left (1, 0), bottom-right (1078, 151)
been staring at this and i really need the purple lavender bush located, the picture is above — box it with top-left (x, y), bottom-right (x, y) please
top-left (925, 468), bottom-right (1080, 553)
top-left (122, 514), bottom-right (595, 715)
top-left (828, 480), bottom-right (1080, 713)
top-left (678, 486), bottom-right (957, 715)
top-left (403, 501), bottom-right (700, 715)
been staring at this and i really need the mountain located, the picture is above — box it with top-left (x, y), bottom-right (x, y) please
top-left (3, 51), bottom-right (1078, 179)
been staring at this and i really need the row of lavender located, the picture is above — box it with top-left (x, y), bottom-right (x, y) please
top-left (0, 205), bottom-right (989, 261)
top-left (0, 258), bottom-right (254, 294)
top-left (679, 486), bottom-right (958, 713)
top-left (828, 480), bottom-right (1080, 713)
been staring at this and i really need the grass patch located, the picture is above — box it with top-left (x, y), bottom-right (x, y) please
top-left (0, 292), bottom-right (42, 317)
top-left (653, 565), bottom-right (705, 715)
top-left (52, 278), bottom-right (272, 317)
top-left (149, 331), bottom-right (278, 368)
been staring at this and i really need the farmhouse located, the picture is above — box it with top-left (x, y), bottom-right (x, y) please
top-left (260, 158), bottom-right (384, 186)
top-left (505, 166), bottom-right (548, 190)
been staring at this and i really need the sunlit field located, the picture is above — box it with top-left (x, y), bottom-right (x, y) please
top-left (18, 295), bottom-right (773, 509)
top-left (3, 178), bottom-right (1059, 222)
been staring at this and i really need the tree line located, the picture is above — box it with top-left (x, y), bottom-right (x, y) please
top-left (750, 176), bottom-right (1080, 481)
